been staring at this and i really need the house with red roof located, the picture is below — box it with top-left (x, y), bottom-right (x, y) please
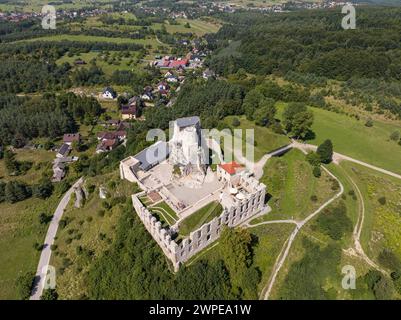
top-left (217, 161), bottom-right (246, 184)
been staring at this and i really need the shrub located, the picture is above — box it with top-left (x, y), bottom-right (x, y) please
top-left (306, 152), bottom-right (321, 167)
top-left (378, 197), bottom-right (386, 205)
top-left (41, 288), bottom-right (58, 300)
top-left (97, 210), bottom-right (105, 217)
top-left (378, 249), bottom-right (401, 271)
top-left (390, 131), bottom-right (400, 141)
top-left (315, 202), bottom-right (352, 240)
top-left (231, 117), bottom-right (240, 127)
top-left (365, 118), bottom-right (373, 127)
top-left (15, 272), bottom-right (35, 300)
top-left (59, 219), bottom-right (68, 229)
top-left (310, 195), bottom-right (318, 202)
top-left (39, 212), bottom-right (52, 224)
top-left (313, 166), bottom-right (321, 178)
top-left (33, 242), bottom-right (43, 251)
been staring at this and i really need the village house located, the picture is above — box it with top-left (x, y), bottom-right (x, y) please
top-left (121, 96), bottom-right (142, 120)
top-left (166, 75), bottom-right (179, 83)
top-left (96, 139), bottom-right (118, 154)
top-left (63, 133), bottom-right (80, 146)
top-left (141, 87), bottom-right (155, 101)
top-left (157, 81), bottom-right (170, 92)
top-left (102, 87), bottom-right (117, 99)
top-left (56, 143), bottom-right (71, 158)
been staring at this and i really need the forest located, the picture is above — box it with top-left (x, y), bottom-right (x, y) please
top-left (206, 7), bottom-right (401, 118)
top-left (0, 93), bottom-right (101, 146)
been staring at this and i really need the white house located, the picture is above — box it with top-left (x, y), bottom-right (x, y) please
top-left (102, 87), bottom-right (117, 99)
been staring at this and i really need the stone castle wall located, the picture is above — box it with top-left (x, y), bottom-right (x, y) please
top-left (131, 174), bottom-right (266, 271)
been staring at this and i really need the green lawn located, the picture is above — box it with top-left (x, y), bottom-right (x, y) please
top-left (222, 116), bottom-right (290, 161)
top-left (277, 103), bottom-right (401, 175)
top-left (179, 201), bottom-right (223, 237)
top-left (250, 149), bottom-right (338, 222)
top-left (161, 18), bottom-right (221, 36)
top-left (150, 201), bottom-right (179, 226)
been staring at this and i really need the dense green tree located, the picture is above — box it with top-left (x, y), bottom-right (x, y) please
top-left (290, 110), bottom-right (314, 139)
top-left (33, 178), bottom-right (54, 199)
top-left (5, 180), bottom-right (32, 203)
top-left (316, 139), bottom-right (333, 164)
top-left (315, 201), bottom-right (352, 240)
top-left (41, 288), bottom-right (58, 300)
top-left (253, 98), bottom-right (276, 127)
top-left (15, 271), bottom-right (34, 300)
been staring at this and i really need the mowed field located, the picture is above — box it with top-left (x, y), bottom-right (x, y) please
top-left (17, 34), bottom-right (160, 46)
top-left (276, 103), bottom-right (401, 175)
top-left (0, 149), bottom-right (59, 299)
top-left (223, 116), bottom-right (290, 161)
top-left (250, 149), bottom-right (338, 222)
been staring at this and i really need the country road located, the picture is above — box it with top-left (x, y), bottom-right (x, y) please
top-left (30, 177), bottom-right (83, 300)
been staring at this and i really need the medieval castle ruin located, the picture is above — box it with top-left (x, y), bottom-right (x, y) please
top-left (120, 116), bottom-right (268, 270)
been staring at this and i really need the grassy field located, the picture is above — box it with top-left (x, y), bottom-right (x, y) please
top-left (17, 34), bottom-right (159, 46)
top-left (57, 51), bottom-right (143, 76)
top-left (179, 201), bottom-right (223, 236)
top-left (161, 18), bottom-right (221, 36)
top-left (186, 222), bottom-right (294, 296)
top-left (150, 201), bottom-right (179, 226)
top-left (0, 0), bottom-right (114, 12)
top-left (277, 103), bottom-right (401, 175)
top-left (50, 171), bottom-right (140, 299)
top-left (0, 146), bottom-right (85, 299)
top-left (250, 149), bottom-right (338, 222)
top-left (222, 116), bottom-right (290, 161)
top-left (0, 148), bottom-right (54, 183)
top-left (340, 161), bottom-right (401, 266)
top-left (0, 194), bottom-right (60, 299)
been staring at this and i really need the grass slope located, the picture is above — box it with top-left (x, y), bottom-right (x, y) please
top-left (277, 104), bottom-right (401, 175)
top-left (251, 149), bottom-right (338, 222)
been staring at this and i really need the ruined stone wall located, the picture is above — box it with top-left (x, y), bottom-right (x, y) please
top-left (131, 175), bottom-right (266, 270)
top-left (131, 193), bottom-right (180, 270)
top-left (173, 177), bottom-right (266, 265)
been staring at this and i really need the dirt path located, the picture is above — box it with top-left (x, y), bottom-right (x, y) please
top-left (341, 168), bottom-right (388, 275)
top-left (260, 166), bottom-right (344, 300)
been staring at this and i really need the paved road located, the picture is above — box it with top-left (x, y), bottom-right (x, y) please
top-left (30, 177), bottom-right (83, 300)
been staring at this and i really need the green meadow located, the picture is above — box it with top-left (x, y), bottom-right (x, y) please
top-left (277, 103), bottom-right (401, 175)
